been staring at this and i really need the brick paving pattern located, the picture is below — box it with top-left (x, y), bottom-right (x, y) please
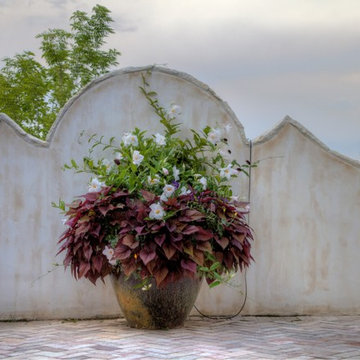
top-left (0, 316), bottom-right (359, 359)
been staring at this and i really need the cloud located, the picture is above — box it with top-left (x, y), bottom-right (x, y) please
top-left (0, 0), bottom-right (12, 6)
top-left (1, 0), bottom-right (359, 158)
top-left (111, 14), bottom-right (138, 33)
top-left (43, 0), bottom-right (67, 8)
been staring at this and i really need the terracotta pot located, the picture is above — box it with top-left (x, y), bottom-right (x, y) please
top-left (111, 273), bottom-right (202, 329)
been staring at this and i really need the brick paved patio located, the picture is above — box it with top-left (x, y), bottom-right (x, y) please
top-left (0, 316), bottom-right (359, 359)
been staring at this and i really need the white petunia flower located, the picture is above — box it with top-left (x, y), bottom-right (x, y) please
top-left (167, 104), bottom-right (182, 118)
top-left (147, 175), bottom-right (160, 185)
top-left (154, 133), bottom-right (166, 146)
top-left (122, 132), bottom-right (138, 147)
top-left (103, 246), bottom-right (117, 265)
top-left (162, 167), bottom-right (169, 176)
top-left (173, 166), bottom-right (180, 181)
top-left (88, 178), bottom-right (105, 193)
top-left (102, 158), bottom-right (112, 172)
top-left (160, 193), bottom-right (168, 202)
top-left (180, 186), bottom-right (191, 196)
top-left (199, 177), bottom-right (207, 190)
top-left (163, 184), bottom-right (175, 197)
top-left (132, 150), bottom-right (144, 166)
top-left (114, 152), bottom-right (123, 161)
top-left (220, 164), bottom-right (238, 180)
top-left (149, 203), bottom-right (165, 220)
top-left (208, 128), bottom-right (222, 144)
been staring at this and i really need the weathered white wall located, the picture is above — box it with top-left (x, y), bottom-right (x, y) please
top-left (246, 120), bottom-right (360, 315)
top-left (0, 66), bottom-right (250, 319)
top-left (0, 66), bottom-right (359, 319)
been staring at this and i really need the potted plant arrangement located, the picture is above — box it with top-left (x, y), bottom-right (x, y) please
top-left (54, 74), bottom-right (254, 329)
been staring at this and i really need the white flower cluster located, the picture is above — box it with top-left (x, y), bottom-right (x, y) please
top-left (86, 105), bottom-right (237, 212)
top-left (206, 124), bottom-right (240, 181)
top-left (132, 150), bottom-right (144, 166)
top-left (149, 203), bottom-right (165, 220)
top-left (207, 124), bottom-right (231, 145)
top-left (154, 133), bottom-right (166, 145)
top-left (102, 246), bottom-right (117, 265)
top-left (88, 178), bottom-right (105, 192)
top-left (122, 132), bottom-right (138, 147)
top-left (167, 104), bottom-right (182, 118)
top-left (220, 164), bottom-right (238, 180)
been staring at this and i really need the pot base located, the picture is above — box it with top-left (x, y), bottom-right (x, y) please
top-left (111, 274), bottom-right (202, 329)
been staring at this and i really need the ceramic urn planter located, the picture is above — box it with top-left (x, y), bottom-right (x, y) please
top-left (111, 273), bottom-right (202, 329)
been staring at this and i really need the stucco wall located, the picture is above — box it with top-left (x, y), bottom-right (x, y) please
top-left (0, 66), bottom-right (359, 319)
top-left (246, 119), bottom-right (360, 315)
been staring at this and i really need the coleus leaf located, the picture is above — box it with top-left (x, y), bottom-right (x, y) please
top-left (114, 244), bottom-right (132, 260)
top-left (191, 249), bottom-right (204, 266)
top-left (214, 251), bottom-right (224, 263)
top-left (231, 239), bottom-right (243, 251)
top-left (170, 240), bottom-right (183, 252)
top-left (146, 260), bottom-right (156, 274)
top-left (232, 232), bottom-right (245, 244)
top-left (122, 234), bottom-right (139, 249)
top-left (140, 247), bottom-right (157, 265)
top-left (89, 224), bottom-right (101, 238)
top-left (63, 250), bottom-right (72, 267)
top-left (154, 267), bottom-right (169, 286)
top-left (98, 204), bottom-right (115, 216)
top-left (180, 259), bottom-right (197, 273)
top-left (166, 221), bottom-right (176, 233)
top-left (170, 233), bottom-right (183, 242)
top-left (83, 242), bottom-right (93, 261)
top-left (140, 189), bottom-right (156, 202)
top-left (196, 241), bottom-right (212, 253)
top-left (122, 260), bottom-right (138, 277)
top-left (162, 242), bottom-right (177, 259)
top-left (75, 222), bottom-right (91, 237)
top-left (154, 233), bottom-right (166, 247)
top-left (135, 225), bottom-right (146, 234)
top-left (194, 228), bottom-right (213, 241)
top-left (184, 209), bottom-right (205, 221)
top-left (216, 236), bottom-right (229, 249)
top-left (81, 192), bottom-right (99, 202)
top-left (183, 244), bottom-right (194, 257)
top-left (182, 225), bottom-right (200, 235)
top-left (92, 255), bottom-right (103, 273)
top-left (78, 262), bottom-right (91, 278)
top-left (112, 189), bottom-right (129, 198)
top-left (223, 252), bottom-right (234, 270)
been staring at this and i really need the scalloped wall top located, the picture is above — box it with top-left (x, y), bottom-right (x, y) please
top-left (1, 65), bottom-right (358, 168)
top-left (0, 65), bottom-right (248, 147)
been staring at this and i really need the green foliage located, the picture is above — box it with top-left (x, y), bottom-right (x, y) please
top-left (66, 75), bottom-right (250, 200)
top-left (0, 5), bottom-right (120, 139)
top-left (55, 74), bottom-right (255, 287)
top-left (0, 52), bottom-right (54, 137)
top-left (51, 199), bottom-right (66, 212)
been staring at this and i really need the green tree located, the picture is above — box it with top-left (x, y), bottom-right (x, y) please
top-left (0, 5), bottom-right (120, 139)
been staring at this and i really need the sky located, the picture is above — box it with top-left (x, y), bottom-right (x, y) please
top-left (1, 0), bottom-right (360, 160)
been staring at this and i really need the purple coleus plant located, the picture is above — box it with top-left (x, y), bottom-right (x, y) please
top-left (55, 74), bottom-right (256, 288)
top-left (58, 187), bottom-right (253, 287)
